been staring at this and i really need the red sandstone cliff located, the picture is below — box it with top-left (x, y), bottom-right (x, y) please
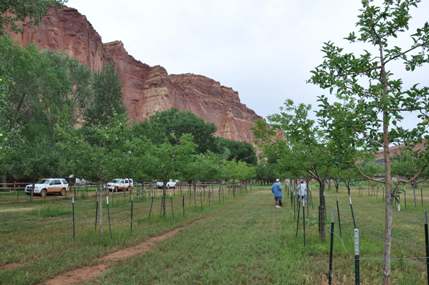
top-left (8, 6), bottom-right (260, 143)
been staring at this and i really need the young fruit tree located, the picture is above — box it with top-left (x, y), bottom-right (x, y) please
top-left (309, 1), bottom-right (429, 283)
top-left (269, 100), bottom-right (333, 240)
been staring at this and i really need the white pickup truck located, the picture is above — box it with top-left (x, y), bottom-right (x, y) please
top-left (106, 178), bottom-right (133, 192)
top-left (25, 178), bottom-right (69, 197)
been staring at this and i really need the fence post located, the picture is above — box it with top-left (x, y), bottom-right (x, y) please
top-left (422, 188), bottom-right (424, 207)
top-left (200, 189), bottom-right (203, 209)
top-left (107, 196), bottom-right (112, 239)
top-left (162, 187), bottom-right (167, 217)
top-left (182, 195), bottom-right (185, 217)
top-left (413, 186), bottom-right (417, 207)
top-left (293, 193), bottom-right (296, 220)
top-left (233, 184), bottom-right (236, 198)
top-left (354, 228), bottom-right (360, 285)
top-left (208, 189), bottom-right (211, 207)
top-left (336, 198), bottom-right (342, 237)
top-left (295, 198), bottom-right (301, 237)
top-left (223, 184), bottom-right (226, 203)
top-left (99, 185), bottom-right (104, 234)
top-left (193, 183), bottom-right (197, 207)
top-left (130, 197), bottom-right (134, 233)
top-left (328, 209), bottom-right (335, 285)
top-left (95, 194), bottom-right (99, 231)
top-left (14, 182), bottom-right (18, 201)
top-left (349, 195), bottom-right (357, 228)
top-left (302, 200), bottom-right (306, 246)
top-left (425, 210), bottom-right (429, 285)
top-left (404, 190), bottom-right (407, 209)
top-left (148, 196), bottom-right (154, 218)
top-left (72, 195), bottom-right (76, 240)
top-left (31, 183), bottom-right (34, 202)
top-left (170, 196), bottom-right (174, 218)
top-left (218, 185), bottom-right (221, 203)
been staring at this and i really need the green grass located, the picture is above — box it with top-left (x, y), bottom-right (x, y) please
top-left (1, 185), bottom-right (428, 284)
top-left (88, 187), bottom-right (428, 285)
top-left (0, 186), bottom-right (241, 285)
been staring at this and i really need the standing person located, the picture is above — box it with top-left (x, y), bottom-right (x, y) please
top-left (271, 179), bottom-right (283, 208)
top-left (298, 180), bottom-right (307, 205)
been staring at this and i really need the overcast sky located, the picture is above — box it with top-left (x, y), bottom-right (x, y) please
top-left (67, 0), bottom-right (429, 122)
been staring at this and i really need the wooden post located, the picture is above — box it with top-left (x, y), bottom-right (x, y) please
top-left (148, 196), bottom-right (154, 218)
top-left (182, 195), bottom-right (185, 216)
top-left (170, 196), bottom-right (174, 218)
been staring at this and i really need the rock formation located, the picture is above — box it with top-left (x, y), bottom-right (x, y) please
top-left (7, 6), bottom-right (260, 143)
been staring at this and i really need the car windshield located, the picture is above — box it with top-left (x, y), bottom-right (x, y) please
top-left (36, 179), bottom-right (49, 184)
top-left (111, 179), bottom-right (121, 183)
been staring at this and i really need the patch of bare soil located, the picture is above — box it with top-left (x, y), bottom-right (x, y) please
top-left (42, 218), bottom-right (204, 285)
top-left (0, 263), bottom-right (22, 270)
top-left (0, 207), bottom-right (35, 213)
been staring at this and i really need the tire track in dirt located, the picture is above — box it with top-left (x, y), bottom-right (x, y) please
top-left (41, 217), bottom-right (207, 285)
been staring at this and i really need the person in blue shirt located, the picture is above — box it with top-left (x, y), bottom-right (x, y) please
top-left (271, 179), bottom-right (283, 208)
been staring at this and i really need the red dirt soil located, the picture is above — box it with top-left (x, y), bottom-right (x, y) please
top-left (42, 218), bottom-right (204, 285)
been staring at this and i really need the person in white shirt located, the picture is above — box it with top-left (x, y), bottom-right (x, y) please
top-left (297, 180), bottom-right (307, 204)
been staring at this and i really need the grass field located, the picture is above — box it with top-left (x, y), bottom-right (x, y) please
top-left (0, 185), bottom-right (241, 285)
top-left (0, 184), bottom-right (428, 284)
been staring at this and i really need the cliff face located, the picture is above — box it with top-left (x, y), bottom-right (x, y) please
top-left (8, 7), bottom-right (105, 71)
top-left (8, 6), bottom-right (260, 143)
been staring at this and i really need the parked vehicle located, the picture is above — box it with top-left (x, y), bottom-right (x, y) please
top-left (154, 180), bottom-right (178, 189)
top-left (106, 178), bottom-right (133, 192)
top-left (25, 178), bottom-right (69, 197)
top-left (166, 179), bottom-right (178, 189)
top-left (155, 181), bottom-right (164, 189)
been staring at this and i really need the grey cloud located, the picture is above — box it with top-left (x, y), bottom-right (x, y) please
top-left (68, 0), bottom-right (429, 126)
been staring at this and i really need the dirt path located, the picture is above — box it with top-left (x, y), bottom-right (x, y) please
top-left (0, 207), bottom-right (36, 213)
top-left (0, 263), bottom-right (21, 270)
top-left (41, 218), bottom-right (205, 285)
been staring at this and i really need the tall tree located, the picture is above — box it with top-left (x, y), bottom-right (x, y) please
top-left (309, 1), bottom-right (429, 283)
top-left (135, 109), bottom-right (217, 153)
top-left (214, 137), bottom-right (257, 164)
top-left (85, 63), bottom-right (124, 126)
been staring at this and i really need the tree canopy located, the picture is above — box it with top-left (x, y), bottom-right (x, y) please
top-left (309, 1), bottom-right (429, 283)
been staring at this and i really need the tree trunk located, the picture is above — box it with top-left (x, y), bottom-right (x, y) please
top-left (382, 111), bottom-right (393, 285)
top-left (411, 180), bottom-right (417, 207)
top-left (380, 43), bottom-right (393, 285)
top-left (346, 180), bottom-right (351, 196)
top-left (318, 179), bottom-right (326, 241)
top-left (334, 179), bottom-right (339, 193)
